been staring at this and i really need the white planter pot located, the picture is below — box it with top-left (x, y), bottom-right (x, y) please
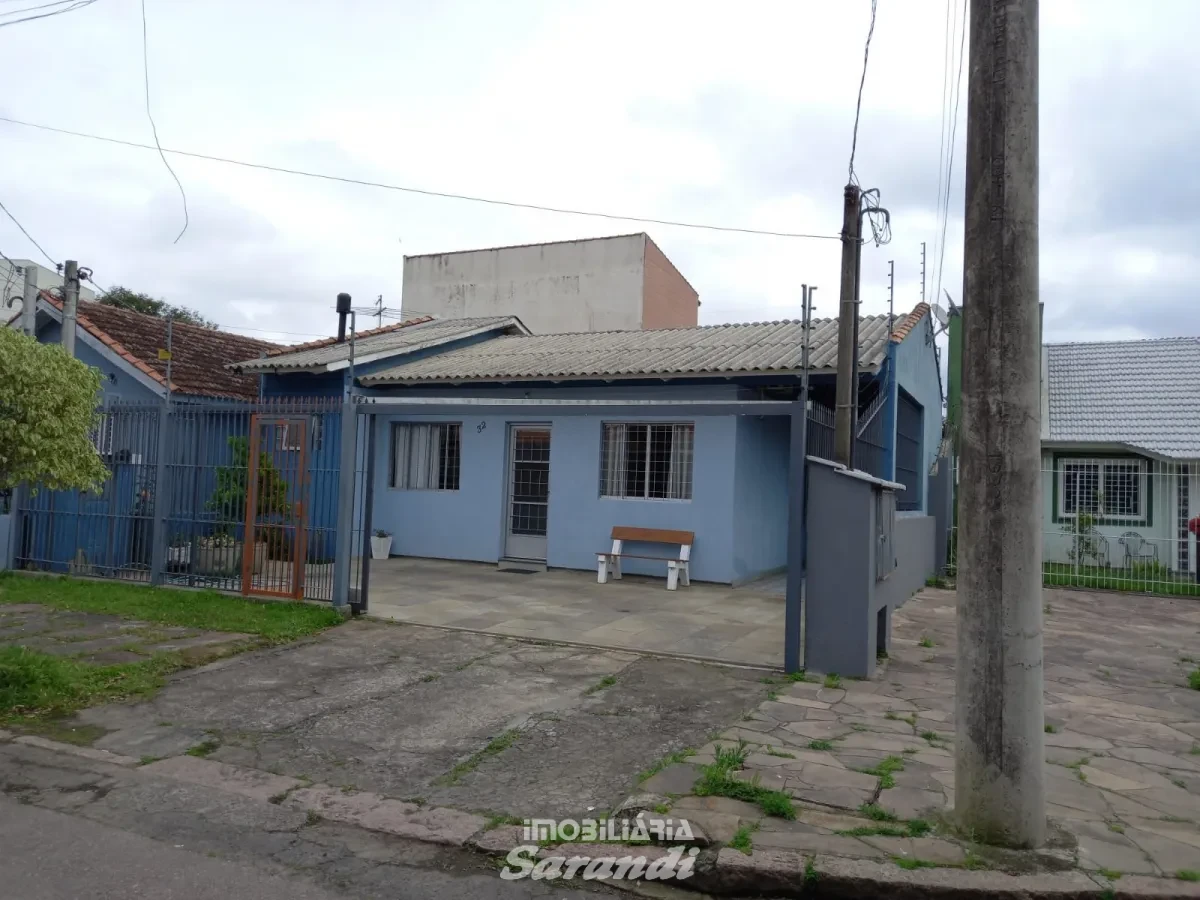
top-left (370, 535), bottom-right (393, 560)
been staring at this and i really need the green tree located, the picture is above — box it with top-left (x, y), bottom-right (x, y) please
top-left (0, 328), bottom-right (108, 491)
top-left (98, 286), bottom-right (217, 330)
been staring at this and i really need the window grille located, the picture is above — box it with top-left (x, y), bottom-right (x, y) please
top-left (390, 423), bottom-right (461, 490)
top-left (600, 423), bottom-right (694, 500)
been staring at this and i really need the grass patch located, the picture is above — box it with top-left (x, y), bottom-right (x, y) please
top-left (1177, 870), bottom-right (1200, 882)
top-left (420, 673), bottom-right (439, 683)
top-left (920, 730), bottom-right (941, 744)
top-left (584, 675), bottom-right (618, 695)
top-left (859, 803), bottom-right (897, 822)
top-left (186, 738), bottom-right (220, 758)
top-left (1107, 822), bottom-right (1125, 834)
top-left (1190, 745), bottom-right (1200, 756)
top-left (1098, 868), bottom-right (1122, 880)
top-left (693, 742), bottom-right (795, 820)
top-left (893, 857), bottom-right (937, 871)
top-left (0, 574), bottom-right (342, 643)
top-left (863, 755), bottom-right (906, 789)
top-left (823, 673), bottom-right (842, 689)
top-left (907, 819), bottom-right (932, 837)
top-left (0, 646), bottom-right (184, 722)
top-left (841, 819), bottom-right (930, 839)
top-left (1044, 723), bottom-right (1058, 734)
top-left (437, 729), bottom-right (521, 785)
top-left (138, 755), bottom-right (162, 766)
top-left (764, 748), bottom-right (796, 759)
top-left (808, 740), bottom-right (834, 751)
top-left (484, 814), bottom-right (523, 831)
top-left (1189, 669), bottom-right (1200, 691)
top-left (918, 636), bottom-right (934, 648)
top-left (636, 747), bottom-right (694, 783)
top-left (728, 821), bottom-right (758, 855)
top-left (804, 858), bottom-right (819, 885)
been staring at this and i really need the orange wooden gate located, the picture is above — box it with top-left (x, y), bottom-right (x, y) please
top-left (242, 415), bottom-right (310, 599)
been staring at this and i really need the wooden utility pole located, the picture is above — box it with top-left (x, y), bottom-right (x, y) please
top-left (833, 185), bottom-right (862, 467)
top-left (955, 0), bottom-right (1045, 847)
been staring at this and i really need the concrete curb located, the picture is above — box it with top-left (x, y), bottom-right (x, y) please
top-left (11, 739), bottom-right (1199, 900)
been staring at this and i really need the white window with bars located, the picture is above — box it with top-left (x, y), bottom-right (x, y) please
top-left (390, 422), bottom-right (461, 491)
top-left (1059, 457), bottom-right (1148, 521)
top-left (90, 412), bottom-right (114, 457)
top-left (600, 423), bottom-right (694, 501)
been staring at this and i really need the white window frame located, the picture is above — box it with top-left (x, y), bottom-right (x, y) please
top-left (1057, 457), bottom-right (1148, 523)
top-left (390, 422), bottom-right (462, 491)
top-left (599, 422), bottom-right (694, 502)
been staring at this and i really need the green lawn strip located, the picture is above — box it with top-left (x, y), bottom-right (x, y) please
top-left (0, 645), bottom-right (184, 722)
top-left (436, 729), bottom-right (522, 786)
top-left (0, 573), bottom-right (342, 643)
top-left (692, 742), bottom-right (796, 820)
top-left (1042, 563), bottom-right (1200, 597)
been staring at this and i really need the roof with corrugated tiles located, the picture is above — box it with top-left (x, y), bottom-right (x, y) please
top-left (231, 315), bottom-right (527, 373)
top-left (1047, 337), bottom-right (1200, 458)
top-left (361, 303), bottom-right (930, 385)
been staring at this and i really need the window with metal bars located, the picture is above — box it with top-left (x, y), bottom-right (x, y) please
top-left (1058, 457), bottom-right (1147, 522)
top-left (390, 423), bottom-right (461, 490)
top-left (599, 423), bottom-right (694, 500)
top-left (894, 390), bottom-right (923, 511)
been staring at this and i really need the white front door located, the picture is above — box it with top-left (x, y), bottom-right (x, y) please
top-left (504, 426), bottom-right (551, 560)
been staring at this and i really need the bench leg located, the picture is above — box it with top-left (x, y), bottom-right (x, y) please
top-left (597, 555), bottom-right (609, 584)
top-left (612, 557), bottom-right (622, 580)
top-left (679, 562), bottom-right (690, 587)
top-left (667, 562), bottom-right (679, 591)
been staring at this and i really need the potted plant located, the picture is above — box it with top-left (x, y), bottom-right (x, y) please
top-left (206, 436), bottom-right (293, 576)
top-left (370, 529), bottom-right (393, 560)
top-left (194, 531), bottom-right (240, 576)
top-left (167, 534), bottom-right (191, 569)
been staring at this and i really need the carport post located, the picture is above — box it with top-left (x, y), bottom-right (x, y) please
top-left (332, 396), bottom-right (357, 609)
top-left (149, 402), bottom-right (170, 586)
top-left (784, 399), bottom-right (808, 674)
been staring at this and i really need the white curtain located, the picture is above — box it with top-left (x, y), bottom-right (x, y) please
top-left (667, 424), bottom-right (693, 499)
top-left (602, 424), bottom-right (626, 496)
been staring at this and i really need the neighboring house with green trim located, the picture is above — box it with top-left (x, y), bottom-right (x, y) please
top-left (1041, 338), bottom-right (1200, 575)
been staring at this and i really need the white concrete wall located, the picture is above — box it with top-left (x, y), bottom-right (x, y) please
top-left (2, 258), bottom-right (95, 322)
top-left (400, 235), bottom-right (648, 334)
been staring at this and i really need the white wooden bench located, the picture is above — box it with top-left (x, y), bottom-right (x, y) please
top-left (597, 526), bottom-right (693, 590)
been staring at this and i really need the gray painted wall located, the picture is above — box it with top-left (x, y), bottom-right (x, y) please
top-left (732, 415), bottom-right (789, 584)
top-left (878, 514), bottom-right (937, 610)
top-left (893, 315), bottom-right (945, 513)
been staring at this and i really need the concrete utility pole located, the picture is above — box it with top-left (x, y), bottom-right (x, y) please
top-left (833, 184), bottom-right (861, 467)
top-left (955, 0), bottom-right (1045, 847)
top-left (61, 260), bottom-right (79, 357)
top-left (21, 265), bottom-right (37, 337)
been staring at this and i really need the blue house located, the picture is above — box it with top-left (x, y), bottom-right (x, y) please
top-left (236, 302), bottom-right (943, 586)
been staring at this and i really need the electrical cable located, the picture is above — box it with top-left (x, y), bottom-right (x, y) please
top-left (0, 0), bottom-right (95, 28)
top-left (847, 0), bottom-right (879, 186)
top-left (0, 196), bottom-right (57, 268)
top-left (934, 0), bottom-right (967, 306)
top-left (0, 115), bottom-right (842, 242)
top-left (140, 0), bottom-right (188, 243)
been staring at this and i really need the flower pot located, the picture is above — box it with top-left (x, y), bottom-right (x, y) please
top-left (251, 540), bottom-right (268, 574)
top-left (195, 541), bottom-right (242, 576)
top-left (370, 534), bottom-right (393, 560)
top-left (167, 544), bottom-right (191, 567)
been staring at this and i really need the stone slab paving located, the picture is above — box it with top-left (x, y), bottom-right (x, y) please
top-left (650, 585), bottom-right (1200, 890)
top-left (0, 604), bottom-right (253, 664)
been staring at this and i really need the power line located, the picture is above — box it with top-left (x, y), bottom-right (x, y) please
top-left (0, 196), bottom-right (58, 268)
top-left (0, 115), bottom-right (843, 242)
top-left (847, 0), bottom-right (879, 186)
top-left (140, 0), bottom-right (188, 243)
top-left (0, 0), bottom-right (96, 29)
top-left (934, 0), bottom-right (967, 306)
top-left (932, 0), bottom-right (953, 281)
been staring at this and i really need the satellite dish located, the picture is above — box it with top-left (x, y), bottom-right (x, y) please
top-left (931, 303), bottom-right (949, 329)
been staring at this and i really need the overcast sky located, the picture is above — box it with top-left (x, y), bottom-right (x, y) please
top-left (0, 0), bottom-right (1194, 346)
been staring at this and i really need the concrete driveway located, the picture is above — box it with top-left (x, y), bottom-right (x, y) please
top-left (77, 619), bottom-right (769, 818)
top-left (367, 557), bottom-right (785, 667)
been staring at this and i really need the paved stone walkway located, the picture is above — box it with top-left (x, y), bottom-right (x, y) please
top-left (369, 556), bottom-right (784, 666)
top-left (0, 603), bottom-right (253, 665)
top-left (640, 585), bottom-right (1200, 886)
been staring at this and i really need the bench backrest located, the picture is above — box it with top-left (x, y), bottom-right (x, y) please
top-left (611, 526), bottom-right (694, 546)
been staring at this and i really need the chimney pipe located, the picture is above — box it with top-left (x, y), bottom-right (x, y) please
top-left (336, 292), bottom-right (352, 343)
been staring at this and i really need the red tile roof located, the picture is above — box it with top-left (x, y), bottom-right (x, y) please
top-left (890, 302), bottom-right (930, 343)
top-left (262, 315), bottom-right (434, 357)
top-left (40, 292), bottom-right (278, 401)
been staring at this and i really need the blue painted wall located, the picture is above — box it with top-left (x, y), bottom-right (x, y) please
top-left (370, 408), bottom-right (744, 583)
top-left (731, 415), bottom-right (790, 584)
top-left (37, 321), bottom-right (161, 404)
top-left (892, 314), bottom-right (944, 514)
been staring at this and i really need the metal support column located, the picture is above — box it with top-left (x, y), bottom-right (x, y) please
top-left (332, 398), bottom-right (357, 609)
top-left (149, 402), bottom-right (170, 585)
top-left (355, 414), bottom-right (377, 614)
